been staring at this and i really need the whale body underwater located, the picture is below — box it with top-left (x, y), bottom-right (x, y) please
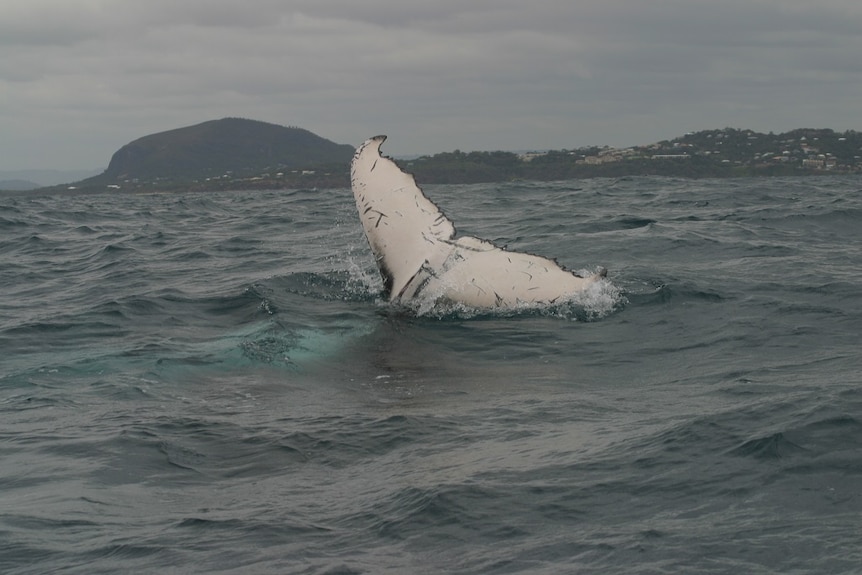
top-left (350, 135), bottom-right (606, 310)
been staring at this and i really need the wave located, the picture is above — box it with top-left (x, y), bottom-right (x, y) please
top-left (624, 281), bottom-right (729, 306)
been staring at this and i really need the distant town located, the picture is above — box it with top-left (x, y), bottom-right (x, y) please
top-left (561, 127), bottom-right (860, 173)
top-left (403, 127), bottom-right (862, 184)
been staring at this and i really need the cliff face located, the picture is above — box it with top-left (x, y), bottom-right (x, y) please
top-left (103, 118), bottom-right (354, 181)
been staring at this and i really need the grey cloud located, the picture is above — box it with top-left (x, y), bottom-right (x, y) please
top-left (1, 0), bottom-right (861, 169)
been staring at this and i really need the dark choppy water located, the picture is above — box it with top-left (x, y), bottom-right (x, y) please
top-left (2, 177), bottom-right (861, 574)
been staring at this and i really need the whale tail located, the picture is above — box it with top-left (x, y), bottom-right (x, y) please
top-left (350, 136), bottom-right (605, 309)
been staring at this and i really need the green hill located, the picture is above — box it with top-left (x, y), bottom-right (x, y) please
top-left (86, 118), bottom-right (354, 186)
top-left (404, 127), bottom-right (862, 182)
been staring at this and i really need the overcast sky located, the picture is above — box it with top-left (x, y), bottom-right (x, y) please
top-left (2, 0), bottom-right (861, 170)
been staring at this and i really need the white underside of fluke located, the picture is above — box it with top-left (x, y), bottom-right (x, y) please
top-left (350, 135), bottom-right (604, 309)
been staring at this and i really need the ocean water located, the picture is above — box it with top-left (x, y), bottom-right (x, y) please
top-left (1, 176), bottom-right (861, 574)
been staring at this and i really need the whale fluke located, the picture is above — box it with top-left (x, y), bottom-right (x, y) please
top-left (350, 135), bottom-right (605, 309)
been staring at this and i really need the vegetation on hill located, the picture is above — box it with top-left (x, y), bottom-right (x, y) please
top-left (405, 128), bottom-right (862, 184)
top-left (77, 118), bottom-right (354, 189)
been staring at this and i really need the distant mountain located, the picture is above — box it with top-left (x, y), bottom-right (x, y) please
top-left (84, 118), bottom-right (355, 186)
top-left (0, 179), bottom-right (41, 191)
top-left (0, 169), bottom-right (101, 188)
